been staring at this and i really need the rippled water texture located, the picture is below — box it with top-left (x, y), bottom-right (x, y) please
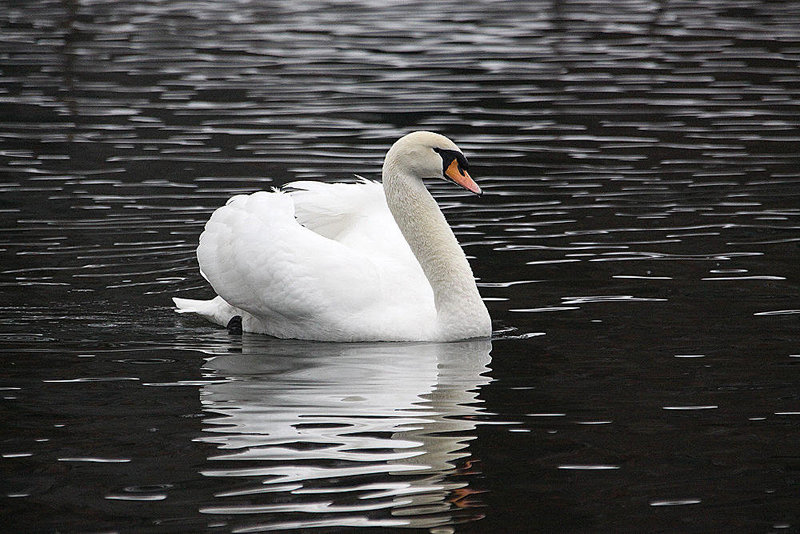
top-left (2, 0), bottom-right (800, 531)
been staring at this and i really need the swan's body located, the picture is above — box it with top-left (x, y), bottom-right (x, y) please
top-left (173, 131), bottom-right (491, 342)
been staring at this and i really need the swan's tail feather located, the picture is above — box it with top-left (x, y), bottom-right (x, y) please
top-left (172, 296), bottom-right (236, 327)
top-left (173, 297), bottom-right (208, 314)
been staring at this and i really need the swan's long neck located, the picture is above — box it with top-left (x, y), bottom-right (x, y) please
top-left (383, 167), bottom-right (489, 340)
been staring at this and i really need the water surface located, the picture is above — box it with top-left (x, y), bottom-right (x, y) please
top-left (1, 0), bottom-right (799, 531)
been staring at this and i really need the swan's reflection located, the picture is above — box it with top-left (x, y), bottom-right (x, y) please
top-left (196, 338), bottom-right (492, 530)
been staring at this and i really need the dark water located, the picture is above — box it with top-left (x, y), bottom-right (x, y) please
top-left (2, 0), bottom-right (800, 531)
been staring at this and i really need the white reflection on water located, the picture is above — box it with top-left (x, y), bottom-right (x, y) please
top-left (196, 338), bottom-right (492, 530)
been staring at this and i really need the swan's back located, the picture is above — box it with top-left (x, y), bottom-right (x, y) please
top-left (181, 180), bottom-right (435, 341)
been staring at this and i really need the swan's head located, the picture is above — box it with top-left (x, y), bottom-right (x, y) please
top-left (385, 131), bottom-right (482, 196)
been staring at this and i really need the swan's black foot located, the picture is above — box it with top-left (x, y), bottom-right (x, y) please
top-left (226, 315), bottom-right (243, 335)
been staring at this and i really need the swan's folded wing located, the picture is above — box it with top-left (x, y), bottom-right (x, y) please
top-left (197, 190), bottom-right (384, 326)
top-left (286, 179), bottom-right (417, 262)
top-left (286, 178), bottom-right (380, 241)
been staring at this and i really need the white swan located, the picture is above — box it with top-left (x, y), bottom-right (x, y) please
top-left (173, 131), bottom-right (491, 342)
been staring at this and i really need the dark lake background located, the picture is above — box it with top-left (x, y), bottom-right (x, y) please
top-left (2, 0), bottom-right (799, 532)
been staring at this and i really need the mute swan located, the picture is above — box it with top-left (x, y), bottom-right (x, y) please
top-left (173, 131), bottom-right (491, 342)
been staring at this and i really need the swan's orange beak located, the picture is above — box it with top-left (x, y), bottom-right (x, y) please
top-left (444, 158), bottom-right (482, 196)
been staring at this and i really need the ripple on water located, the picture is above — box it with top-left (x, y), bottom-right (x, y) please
top-left (650, 499), bottom-right (702, 507)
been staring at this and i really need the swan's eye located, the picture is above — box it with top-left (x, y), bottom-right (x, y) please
top-left (433, 147), bottom-right (470, 178)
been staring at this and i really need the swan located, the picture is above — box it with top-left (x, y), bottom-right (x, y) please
top-left (172, 131), bottom-right (491, 342)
